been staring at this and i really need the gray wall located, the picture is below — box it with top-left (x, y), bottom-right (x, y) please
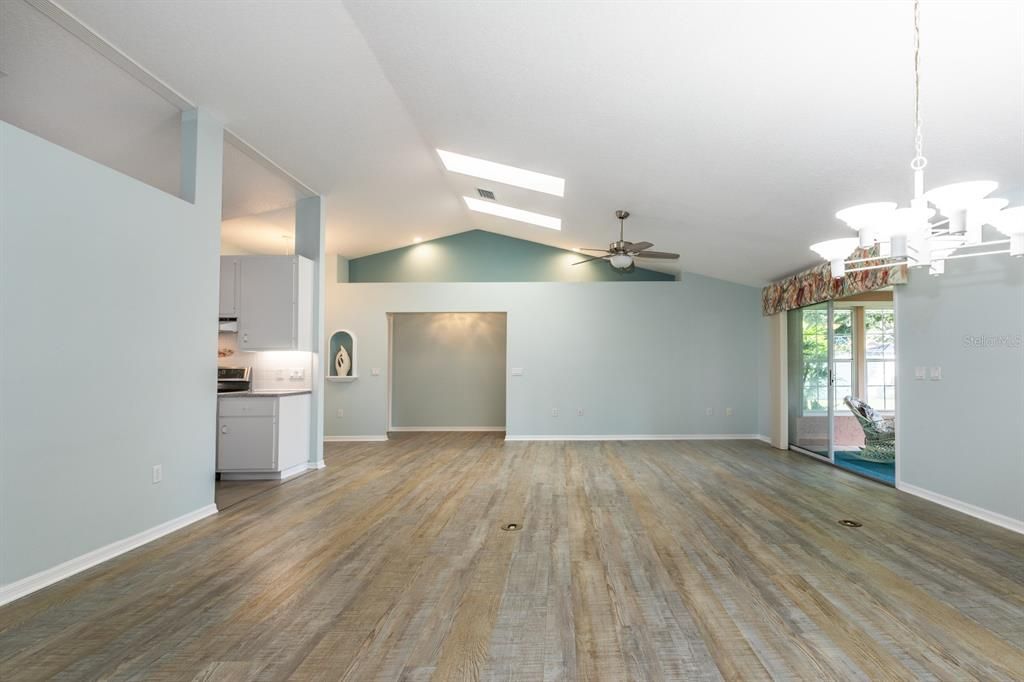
top-left (325, 257), bottom-right (763, 438)
top-left (0, 117), bottom-right (222, 587)
top-left (896, 254), bottom-right (1024, 524)
top-left (391, 313), bottom-right (507, 428)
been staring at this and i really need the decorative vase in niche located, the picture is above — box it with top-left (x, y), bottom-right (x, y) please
top-left (335, 346), bottom-right (352, 377)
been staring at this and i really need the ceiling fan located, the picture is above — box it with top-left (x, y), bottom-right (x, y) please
top-left (573, 210), bottom-right (680, 271)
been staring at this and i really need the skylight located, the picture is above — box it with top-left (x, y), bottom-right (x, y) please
top-left (463, 197), bottom-right (562, 230)
top-left (438, 150), bottom-right (565, 197)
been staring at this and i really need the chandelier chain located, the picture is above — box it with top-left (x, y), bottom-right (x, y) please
top-left (911, 0), bottom-right (927, 171)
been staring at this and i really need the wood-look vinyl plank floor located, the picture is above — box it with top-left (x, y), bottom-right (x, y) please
top-left (1, 432), bottom-right (1021, 680)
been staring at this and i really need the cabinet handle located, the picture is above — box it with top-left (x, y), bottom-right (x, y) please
top-left (221, 425), bottom-right (229, 434)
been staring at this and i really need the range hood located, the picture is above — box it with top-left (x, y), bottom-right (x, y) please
top-left (219, 317), bottom-right (238, 333)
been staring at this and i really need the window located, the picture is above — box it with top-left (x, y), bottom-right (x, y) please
top-left (801, 306), bottom-right (892, 416)
top-left (800, 309), bottom-right (853, 414)
top-left (832, 309), bottom-right (854, 408)
top-left (865, 309), bottom-right (896, 411)
top-left (800, 309), bottom-right (829, 413)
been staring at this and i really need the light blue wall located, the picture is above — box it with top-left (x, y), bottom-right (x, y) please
top-left (391, 313), bottom-right (507, 428)
top-left (896, 253), bottom-right (1024, 524)
top-left (347, 229), bottom-right (675, 283)
top-left (325, 257), bottom-right (761, 438)
top-left (0, 117), bottom-right (222, 589)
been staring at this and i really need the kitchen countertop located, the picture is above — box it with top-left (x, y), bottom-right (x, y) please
top-left (217, 389), bottom-right (312, 398)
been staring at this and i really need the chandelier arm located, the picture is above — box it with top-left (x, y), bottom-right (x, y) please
top-left (952, 239), bottom-right (1011, 249)
top-left (942, 249), bottom-right (1011, 260)
top-left (846, 263), bottom-right (904, 274)
top-left (844, 255), bottom-right (908, 266)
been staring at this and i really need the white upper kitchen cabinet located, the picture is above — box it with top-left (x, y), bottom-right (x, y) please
top-left (236, 255), bottom-right (314, 351)
top-left (219, 256), bottom-right (239, 318)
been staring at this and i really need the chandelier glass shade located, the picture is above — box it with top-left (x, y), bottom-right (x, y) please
top-left (810, 1), bottom-right (1021, 279)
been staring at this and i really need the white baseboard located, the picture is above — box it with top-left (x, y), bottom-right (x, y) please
top-left (755, 434), bottom-right (772, 444)
top-left (220, 463), bottom-right (313, 481)
top-left (389, 426), bottom-right (505, 432)
top-left (897, 482), bottom-right (1024, 535)
top-left (504, 434), bottom-right (764, 442)
top-left (0, 503), bottom-right (218, 607)
top-left (324, 435), bottom-right (388, 442)
top-left (309, 459), bottom-right (326, 469)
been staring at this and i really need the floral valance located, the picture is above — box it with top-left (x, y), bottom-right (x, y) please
top-left (761, 246), bottom-right (908, 316)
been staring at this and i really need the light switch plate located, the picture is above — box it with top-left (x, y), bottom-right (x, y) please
top-left (511, 368), bottom-right (524, 376)
top-left (929, 366), bottom-right (942, 380)
top-left (371, 368), bottom-right (380, 376)
top-left (915, 366), bottom-right (927, 380)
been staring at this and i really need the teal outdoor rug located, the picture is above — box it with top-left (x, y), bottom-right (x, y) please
top-left (835, 451), bottom-right (895, 485)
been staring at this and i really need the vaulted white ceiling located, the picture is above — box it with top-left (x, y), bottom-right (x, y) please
top-left (4, 0), bottom-right (1022, 285)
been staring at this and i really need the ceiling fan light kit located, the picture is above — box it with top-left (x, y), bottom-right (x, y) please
top-left (573, 209), bottom-right (681, 271)
top-left (811, 0), bottom-right (1021, 279)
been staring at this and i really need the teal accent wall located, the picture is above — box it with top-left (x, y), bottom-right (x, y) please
top-left (347, 230), bottom-right (675, 283)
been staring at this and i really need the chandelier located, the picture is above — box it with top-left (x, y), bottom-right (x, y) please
top-left (809, 0), bottom-right (1023, 279)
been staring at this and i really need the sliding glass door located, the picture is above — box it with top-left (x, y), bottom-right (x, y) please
top-left (787, 303), bottom-right (832, 460)
top-left (787, 293), bottom-right (896, 485)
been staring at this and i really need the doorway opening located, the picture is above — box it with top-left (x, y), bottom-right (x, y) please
top-left (786, 290), bottom-right (896, 485)
top-left (387, 312), bottom-right (508, 434)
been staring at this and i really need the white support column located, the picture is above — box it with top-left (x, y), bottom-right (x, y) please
top-left (295, 196), bottom-right (326, 468)
top-left (180, 109), bottom-right (223, 219)
top-left (769, 311), bottom-right (789, 449)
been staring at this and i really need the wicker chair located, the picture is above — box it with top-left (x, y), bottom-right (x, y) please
top-left (843, 396), bottom-right (896, 462)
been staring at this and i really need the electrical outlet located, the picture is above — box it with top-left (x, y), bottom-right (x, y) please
top-left (274, 369), bottom-right (285, 381)
top-left (289, 367), bottom-right (305, 380)
top-left (371, 368), bottom-right (380, 376)
top-left (336, 408), bottom-right (344, 417)
top-left (725, 407), bottom-right (733, 417)
top-left (577, 408), bottom-right (584, 416)
top-left (551, 408), bottom-right (559, 417)
top-left (705, 407), bottom-right (714, 416)
top-left (511, 367), bottom-right (524, 376)
top-left (152, 464), bottom-right (162, 484)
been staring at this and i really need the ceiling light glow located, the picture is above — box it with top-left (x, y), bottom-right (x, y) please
top-left (463, 197), bottom-right (561, 230)
top-left (439, 150), bottom-right (565, 197)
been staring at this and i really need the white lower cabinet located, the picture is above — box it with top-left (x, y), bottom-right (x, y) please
top-left (217, 393), bottom-right (311, 480)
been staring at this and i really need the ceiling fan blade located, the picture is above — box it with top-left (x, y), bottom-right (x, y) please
top-left (572, 254), bottom-right (611, 266)
top-left (629, 241), bottom-right (653, 252)
top-left (577, 247), bottom-right (611, 253)
top-left (634, 251), bottom-right (680, 259)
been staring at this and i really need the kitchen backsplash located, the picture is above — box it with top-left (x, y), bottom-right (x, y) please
top-left (218, 332), bottom-right (313, 391)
